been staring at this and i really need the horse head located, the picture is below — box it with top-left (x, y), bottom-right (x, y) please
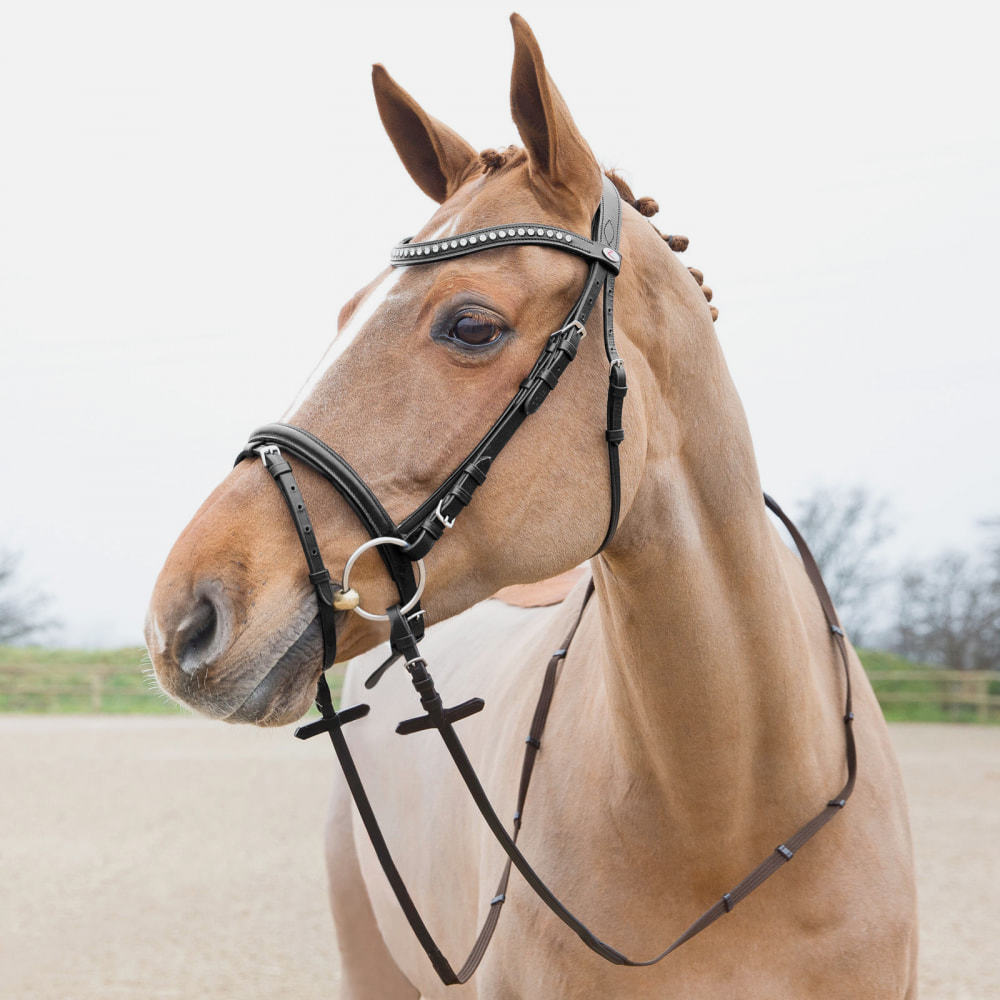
top-left (145, 14), bottom-right (711, 726)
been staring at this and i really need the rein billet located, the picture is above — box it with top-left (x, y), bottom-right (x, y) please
top-left (234, 178), bottom-right (856, 986)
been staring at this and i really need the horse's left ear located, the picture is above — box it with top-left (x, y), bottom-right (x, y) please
top-left (508, 14), bottom-right (602, 220)
top-left (372, 64), bottom-right (479, 204)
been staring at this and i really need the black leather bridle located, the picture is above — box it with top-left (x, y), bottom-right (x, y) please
top-left (234, 178), bottom-right (857, 986)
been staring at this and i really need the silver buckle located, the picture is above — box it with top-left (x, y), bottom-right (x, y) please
top-left (559, 319), bottom-right (587, 339)
top-left (257, 444), bottom-right (281, 467)
top-left (434, 499), bottom-right (455, 530)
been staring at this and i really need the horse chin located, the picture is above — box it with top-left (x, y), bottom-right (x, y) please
top-left (222, 616), bottom-right (325, 727)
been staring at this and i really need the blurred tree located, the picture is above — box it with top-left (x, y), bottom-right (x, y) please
top-left (795, 486), bottom-right (895, 646)
top-left (894, 524), bottom-right (1000, 671)
top-left (0, 549), bottom-right (55, 643)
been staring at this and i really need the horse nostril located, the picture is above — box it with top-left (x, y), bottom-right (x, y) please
top-left (175, 590), bottom-right (228, 676)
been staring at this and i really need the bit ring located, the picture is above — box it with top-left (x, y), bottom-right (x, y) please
top-left (340, 536), bottom-right (426, 622)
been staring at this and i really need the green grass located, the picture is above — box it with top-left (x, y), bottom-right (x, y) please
top-left (0, 645), bottom-right (179, 714)
top-left (0, 645), bottom-right (346, 716)
top-left (858, 648), bottom-right (1000, 723)
top-left (1, 643), bottom-right (994, 722)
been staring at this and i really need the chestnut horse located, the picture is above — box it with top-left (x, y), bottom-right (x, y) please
top-left (146, 14), bottom-right (917, 999)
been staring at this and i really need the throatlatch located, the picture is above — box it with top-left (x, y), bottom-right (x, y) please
top-left (236, 177), bottom-right (857, 985)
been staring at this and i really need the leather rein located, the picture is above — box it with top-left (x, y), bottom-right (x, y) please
top-left (234, 178), bottom-right (857, 985)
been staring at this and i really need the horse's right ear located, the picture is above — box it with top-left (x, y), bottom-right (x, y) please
top-left (372, 64), bottom-right (479, 204)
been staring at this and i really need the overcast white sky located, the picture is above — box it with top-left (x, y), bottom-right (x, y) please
top-left (1, 0), bottom-right (997, 646)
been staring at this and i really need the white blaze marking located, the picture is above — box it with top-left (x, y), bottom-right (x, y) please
top-left (282, 220), bottom-right (452, 420)
top-left (282, 267), bottom-right (403, 419)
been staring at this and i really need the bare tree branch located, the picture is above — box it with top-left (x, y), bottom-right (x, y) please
top-left (795, 486), bottom-right (895, 646)
top-left (0, 549), bottom-right (57, 644)
top-left (894, 528), bottom-right (1000, 671)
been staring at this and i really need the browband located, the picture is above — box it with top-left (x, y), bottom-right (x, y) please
top-left (391, 221), bottom-right (621, 274)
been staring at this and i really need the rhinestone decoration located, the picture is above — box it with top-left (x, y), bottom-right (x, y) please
top-left (393, 220), bottom-right (599, 267)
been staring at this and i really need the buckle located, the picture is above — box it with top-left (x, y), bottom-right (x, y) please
top-left (557, 319), bottom-right (587, 340)
top-left (256, 443), bottom-right (281, 467)
top-left (434, 499), bottom-right (456, 530)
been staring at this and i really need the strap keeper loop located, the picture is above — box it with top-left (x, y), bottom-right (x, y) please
top-left (605, 427), bottom-right (625, 444)
top-left (722, 892), bottom-right (734, 913)
top-left (525, 736), bottom-right (541, 750)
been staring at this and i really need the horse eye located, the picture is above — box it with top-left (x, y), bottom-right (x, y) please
top-left (450, 315), bottom-right (504, 347)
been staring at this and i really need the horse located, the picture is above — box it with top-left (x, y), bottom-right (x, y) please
top-left (145, 14), bottom-right (918, 999)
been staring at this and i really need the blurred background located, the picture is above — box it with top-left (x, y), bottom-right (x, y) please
top-left (1, 1), bottom-right (997, 997)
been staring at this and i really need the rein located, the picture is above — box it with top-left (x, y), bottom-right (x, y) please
top-left (234, 180), bottom-right (857, 984)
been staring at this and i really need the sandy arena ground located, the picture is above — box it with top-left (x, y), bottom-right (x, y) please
top-left (1, 718), bottom-right (996, 999)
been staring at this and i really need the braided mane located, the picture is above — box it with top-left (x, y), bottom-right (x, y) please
top-left (478, 149), bottom-right (718, 322)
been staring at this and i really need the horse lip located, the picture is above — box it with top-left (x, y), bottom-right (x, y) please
top-left (225, 614), bottom-right (327, 723)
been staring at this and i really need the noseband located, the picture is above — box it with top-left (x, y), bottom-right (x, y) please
top-left (234, 178), bottom-right (857, 986)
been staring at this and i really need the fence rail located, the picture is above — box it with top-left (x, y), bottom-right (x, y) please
top-left (866, 668), bottom-right (1000, 722)
top-left (0, 651), bottom-right (997, 720)
top-left (0, 657), bottom-right (345, 714)
top-left (0, 661), bottom-right (167, 713)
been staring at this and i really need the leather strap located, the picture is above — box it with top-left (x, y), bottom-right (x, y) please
top-left (236, 425), bottom-right (424, 643)
top-left (323, 496), bottom-right (856, 982)
top-left (395, 175), bottom-right (626, 558)
top-left (254, 446), bottom-right (341, 669)
top-left (249, 403), bottom-right (857, 982)
top-left (241, 178), bottom-right (626, 579)
top-left (596, 178), bottom-right (625, 552)
top-left (294, 581), bottom-right (595, 984)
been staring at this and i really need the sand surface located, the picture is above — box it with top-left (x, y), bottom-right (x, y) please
top-left (1, 718), bottom-right (996, 999)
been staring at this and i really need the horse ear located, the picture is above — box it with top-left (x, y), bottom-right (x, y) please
top-left (372, 64), bottom-right (479, 204)
top-left (508, 14), bottom-right (602, 217)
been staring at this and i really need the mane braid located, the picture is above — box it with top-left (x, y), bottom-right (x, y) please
top-left (604, 168), bottom-right (718, 322)
top-left (474, 155), bottom-right (718, 322)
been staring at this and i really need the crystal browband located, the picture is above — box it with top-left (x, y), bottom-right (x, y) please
top-left (390, 222), bottom-right (622, 273)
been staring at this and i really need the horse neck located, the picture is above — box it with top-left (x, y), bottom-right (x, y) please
top-left (588, 246), bottom-right (836, 834)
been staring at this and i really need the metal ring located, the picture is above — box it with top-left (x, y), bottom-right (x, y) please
top-left (340, 536), bottom-right (426, 622)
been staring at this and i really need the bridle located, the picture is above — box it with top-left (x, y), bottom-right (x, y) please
top-left (234, 177), bottom-right (857, 985)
